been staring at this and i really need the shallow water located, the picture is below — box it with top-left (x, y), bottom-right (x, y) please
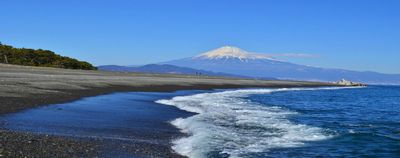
top-left (0, 91), bottom-right (198, 145)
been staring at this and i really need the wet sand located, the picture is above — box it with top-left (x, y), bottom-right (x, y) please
top-left (2, 91), bottom-right (201, 157)
top-left (0, 64), bottom-right (338, 157)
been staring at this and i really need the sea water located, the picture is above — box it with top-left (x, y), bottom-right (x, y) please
top-left (156, 86), bottom-right (400, 158)
top-left (2, 86), bottom-right (399, 157)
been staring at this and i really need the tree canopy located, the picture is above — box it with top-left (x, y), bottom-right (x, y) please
top-left (0, 43), bottom-right (97, 70)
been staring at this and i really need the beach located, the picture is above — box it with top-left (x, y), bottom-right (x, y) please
top-left (0, 64), bottom-right (337, 157)
top-left (1, 1), bottom-right (397, 157)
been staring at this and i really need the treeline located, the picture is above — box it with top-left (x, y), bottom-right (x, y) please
top-left (0, 43), bottom-right (97, 70)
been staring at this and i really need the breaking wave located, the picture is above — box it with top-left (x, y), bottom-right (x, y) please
top-left (156, 87), bottom-right (351, 158)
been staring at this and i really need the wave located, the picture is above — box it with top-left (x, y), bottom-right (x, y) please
top-left (156, 87), bottom-right (356, 158)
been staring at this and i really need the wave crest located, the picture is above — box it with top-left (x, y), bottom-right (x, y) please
top-left (156, 87), bottom-right (349, 158)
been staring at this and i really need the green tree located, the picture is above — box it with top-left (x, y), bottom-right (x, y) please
top-left (0, 43), bottom-right (97, 70)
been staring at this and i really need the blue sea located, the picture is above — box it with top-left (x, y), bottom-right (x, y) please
top-left (156, 86), bottom-right (400, 158)
top-left (2, 86), bottom-right (399, 158)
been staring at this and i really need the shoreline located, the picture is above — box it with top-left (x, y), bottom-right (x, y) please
top-left (0, 64), bottom-right (339, 157)
top-left (0, 63), bottom-right (338, 115)
top-left (0, 83), bottom-right (336, 115)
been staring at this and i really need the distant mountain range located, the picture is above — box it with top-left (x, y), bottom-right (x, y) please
top-left (100, 46), bottom-right (400, 84)
top-left (98, 64), bottom-right (252, 78)
top-left (160, 46), bottom-right (400, 84)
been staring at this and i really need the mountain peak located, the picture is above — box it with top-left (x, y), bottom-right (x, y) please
top-left (195, 46), bottom-right (271, 60)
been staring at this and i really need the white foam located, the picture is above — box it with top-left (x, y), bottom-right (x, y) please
top-left (156, 87), bottom-right (354, 158)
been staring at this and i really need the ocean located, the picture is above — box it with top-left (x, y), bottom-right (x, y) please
top-left (2, 86), bottom-right (399, 157)
top-left (156, 86), bottom-right (400, 158)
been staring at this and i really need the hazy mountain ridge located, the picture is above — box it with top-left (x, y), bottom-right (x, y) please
top-left (98, 64), bottom-right (254, 78)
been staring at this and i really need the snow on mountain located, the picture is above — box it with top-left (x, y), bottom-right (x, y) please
top-left (194, 46), bottom-right (272, 61)
top-left (161, 46), bottom-right (400, 84)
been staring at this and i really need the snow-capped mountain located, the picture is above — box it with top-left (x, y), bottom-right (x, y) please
top-left (194, 46), bottom-right (272, 60)
top-left (161, 46), bottom-right (400, 84)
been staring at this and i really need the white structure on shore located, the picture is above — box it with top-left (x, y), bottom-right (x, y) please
top-left (335, 79), bottom-right (364, 86)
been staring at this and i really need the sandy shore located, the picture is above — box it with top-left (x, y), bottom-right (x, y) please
top-left (0, 63), bottom-right (338, 157)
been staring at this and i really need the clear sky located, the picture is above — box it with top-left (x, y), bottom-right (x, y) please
top-left (1, 0), bottom-right (399, 74)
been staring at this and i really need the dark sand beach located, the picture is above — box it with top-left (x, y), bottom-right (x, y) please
top-left (1, 91), bottom-right (201, 157)
top-left (0, 64), bottom-right (338, 157)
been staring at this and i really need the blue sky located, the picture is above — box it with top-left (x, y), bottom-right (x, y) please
top-left (1, 0), bottom-right (399, 74)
